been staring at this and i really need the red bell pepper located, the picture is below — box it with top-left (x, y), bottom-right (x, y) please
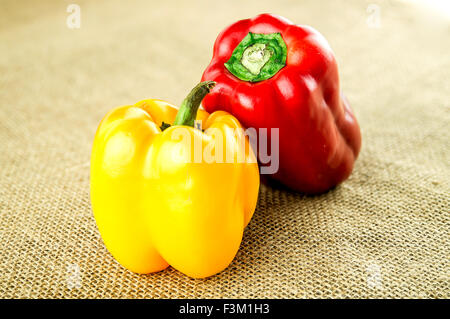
top-left (201, 13), bottom-right (362, 193)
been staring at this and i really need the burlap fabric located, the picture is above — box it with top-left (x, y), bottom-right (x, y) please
top-left (0, 0), bottom-right (448, 298)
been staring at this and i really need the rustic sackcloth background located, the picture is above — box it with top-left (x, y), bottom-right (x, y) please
top-left (0, 0), bottom-right (449, 298)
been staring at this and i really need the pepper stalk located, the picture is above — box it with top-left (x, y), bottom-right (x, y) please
top-left (172, 81), bottom-right (216, 127)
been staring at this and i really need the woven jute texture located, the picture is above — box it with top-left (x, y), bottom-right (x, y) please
top-left (0, 0), bottom-right (449, 298)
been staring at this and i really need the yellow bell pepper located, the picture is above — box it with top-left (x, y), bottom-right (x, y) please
top-left (90, 82), bottom-right (259, 278)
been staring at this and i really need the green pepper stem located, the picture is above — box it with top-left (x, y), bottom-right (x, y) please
top-left (173, 81), bottom-right (216, 127)
top-left (224, 32), bottom-right (287, 82)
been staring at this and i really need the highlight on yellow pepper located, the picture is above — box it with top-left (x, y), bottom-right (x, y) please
top-left (90, 81), bottom-right (260, 278)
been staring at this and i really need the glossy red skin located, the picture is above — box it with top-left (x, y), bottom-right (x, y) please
top-left (201, 14), bottom-right (361, 194)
